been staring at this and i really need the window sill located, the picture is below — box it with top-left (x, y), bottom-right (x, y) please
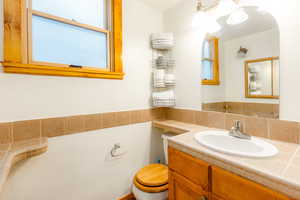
top-left (201, 80), bottom-right (220, 85)
top-left (2, 62), bottom-right (125, 80)
top-left (246, 95), bottom-right (279, 99)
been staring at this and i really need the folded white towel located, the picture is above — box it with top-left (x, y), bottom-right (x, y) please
top-left (248, 65), bottom-right (260, 73)
top-left (152, 90), bottom-right (176, 107)
top-left (151, 33), bottom-right (174, 50)
top-left (165, 74), bottom-right (176, 86)
top-left (152, 45), bottom-right (174, 50)
top-left (156, 56), bottom-right (176, 68)
top-left (151, 33), bottom-right (174, 41)
top-left (152, 90), bottom-right (175, 99)
top-left (153, 69), bottom-right (166, 88)
top-left (249, 81), bottom-right (262, 91)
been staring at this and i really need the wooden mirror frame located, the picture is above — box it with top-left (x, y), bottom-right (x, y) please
top-left (244, 57), bottom-right (279, 99)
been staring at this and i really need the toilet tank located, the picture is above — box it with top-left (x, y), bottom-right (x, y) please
top-left (161, 133), bottom-right (173, 165)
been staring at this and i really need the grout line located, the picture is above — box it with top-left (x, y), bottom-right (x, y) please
top-left (39, 120), bottom-right (42, 145)
top-left (282, 146), bottom-right (300, 176)
top-left (10, 122), bottom-right (14, 145)
top-left (267, 119), bottom-right (271, 139)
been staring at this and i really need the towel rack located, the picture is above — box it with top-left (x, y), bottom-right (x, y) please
top-left (151, 33), bottom-right (176, 108)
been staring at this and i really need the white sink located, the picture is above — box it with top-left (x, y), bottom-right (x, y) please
top-left (194, 131), bottom-right (278, 158)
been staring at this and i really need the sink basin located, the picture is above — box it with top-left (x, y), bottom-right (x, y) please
top-left (194, 131), bottom-right (278, 158)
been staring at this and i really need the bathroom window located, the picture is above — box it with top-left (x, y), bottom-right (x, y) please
top-left (3, 0), bottom-right (124, 79)
top-left (201, 37), bottom-right (220, 85)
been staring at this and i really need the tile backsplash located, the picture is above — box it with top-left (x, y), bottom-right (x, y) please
top-left (0, 107), bottom-right (299, 145)
top-left (202, 102), bottom-right (279, 119)
top-left (166, 108), bottom-right (300, 144)
top-left (0, 108), bottom-right (166, 144)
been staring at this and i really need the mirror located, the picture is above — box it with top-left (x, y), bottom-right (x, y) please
top-left (245, 57), bottom-right (279, 99)
top-left (201, 6), bottom-right (280, 119)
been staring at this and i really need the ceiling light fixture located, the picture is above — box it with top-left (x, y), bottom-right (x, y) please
top-left (216, 0), bottom-right (238, 16)
top-left (193, 0), bottom-right (221, 33)
top-left (193, 0), bottom-right (249, 31)
top-left (226, 7), bottom-right (249, 25)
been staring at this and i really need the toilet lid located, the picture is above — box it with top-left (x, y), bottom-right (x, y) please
top-left (134, 177), bottom-right (168, 193)
top-left (135, 164), bottom-right (168, 187)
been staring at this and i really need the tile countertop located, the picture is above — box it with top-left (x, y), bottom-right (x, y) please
top-left (153, 120), bottom-right (300, 200)
top-left (0, 138), bottom-right (48, 194)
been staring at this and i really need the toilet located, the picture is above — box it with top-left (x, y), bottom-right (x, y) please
top-left (132, 133), bottom-right (172, 200)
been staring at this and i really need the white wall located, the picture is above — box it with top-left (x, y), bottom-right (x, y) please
top-left (222, 29), bottom-right (280, 104)
top-left (0, 0), bottom-right (166, 199)
top-left (275, 0), bottom-right (300, 121)
top-left (163, 2), bottom-right (203, 110)
top-left (163, 0), bottom-right (300, 121)
top-left (0, 0), bottom-right (163, 122)
top-left (1, 123), bottom-right (166, 200)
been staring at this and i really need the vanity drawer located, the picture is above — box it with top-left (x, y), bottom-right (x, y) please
top-left (168, 147), bottom-right (209, 190)
top-left (169, 170), bottom-right (208, 200)
top-left (211, 166), bottom-right (290, 200)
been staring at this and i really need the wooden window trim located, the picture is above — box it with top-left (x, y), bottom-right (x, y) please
top-left (3, 0), bottom-right (124, 80)
top-left (201, 36), bottom-right (220, 85)
top-left (244, 57), bottom-right (279, 99)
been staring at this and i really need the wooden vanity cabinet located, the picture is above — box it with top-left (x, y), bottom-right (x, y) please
top-left (168, 147), bottom-right (292, 200)
top-left (211, 166), bottom-right (290, 200)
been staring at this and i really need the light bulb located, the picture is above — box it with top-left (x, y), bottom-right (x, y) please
top-left (226, 7), bottom-right (249, 25)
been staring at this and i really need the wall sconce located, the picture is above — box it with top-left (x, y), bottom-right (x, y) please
top-left (237, 46), bottom-right (248, 57)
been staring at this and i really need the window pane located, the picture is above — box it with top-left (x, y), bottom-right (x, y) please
top-left (209, 40), bottom-right (215, 59)
top-left (202, 40), bottom-right (211, 58)
top-left (32, 15), bottom-right (108, 69)
top-left (32, 0), bottom-right (107, 29)
top-left (202, 60), bottom-right (213, 80)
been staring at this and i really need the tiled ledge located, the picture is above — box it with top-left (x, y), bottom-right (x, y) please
top-left (153, 120), bottom-right (300, 199)
top-left (0, 137), bottom-right (48, 194)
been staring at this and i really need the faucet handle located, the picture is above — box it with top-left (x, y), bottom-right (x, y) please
top-left (234, 120), bottom-right (242, 130)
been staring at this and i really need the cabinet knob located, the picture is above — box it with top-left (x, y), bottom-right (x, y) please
top-left (200, 196), bottom-right (207, 200)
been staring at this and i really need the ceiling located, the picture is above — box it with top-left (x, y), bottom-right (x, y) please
top-left (215, 6), bottom-right (278, 41)
top-left (141, 0), bottom-right (183, 11)
top-left (140, 1), bottom-right (278, 40)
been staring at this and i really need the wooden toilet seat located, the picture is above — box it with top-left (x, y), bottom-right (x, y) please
top-left (134, 164), bottom-right (168, 193)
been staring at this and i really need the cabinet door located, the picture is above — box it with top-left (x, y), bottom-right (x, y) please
top-left (212, 166), bottom-right (291, 200)
top-left (169, 170), bottom-right (208, 200)
top-left (168, 147), bottom-right (209, 190)
top-left (211, 195), bottom-right (225, 200)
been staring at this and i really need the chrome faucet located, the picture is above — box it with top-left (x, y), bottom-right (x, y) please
top-left (229, 120), bottom-right (251, 140)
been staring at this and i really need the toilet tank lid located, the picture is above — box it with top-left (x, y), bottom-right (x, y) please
top-left (135, 164), bottom-right (168, 187)
top-left (161, 133), bottom-right (174, 139)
